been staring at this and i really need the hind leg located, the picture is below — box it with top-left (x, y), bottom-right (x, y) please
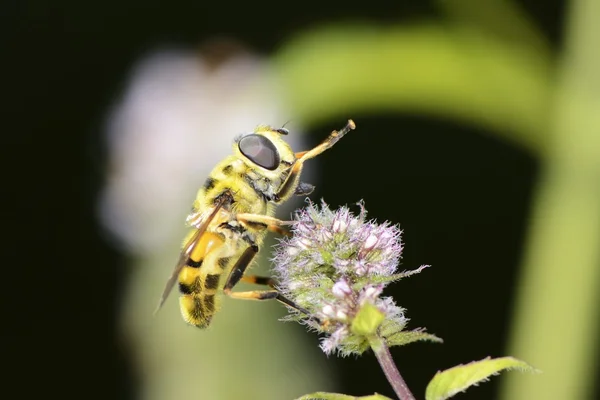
top-left (222, 245), bottom-right (310, 315)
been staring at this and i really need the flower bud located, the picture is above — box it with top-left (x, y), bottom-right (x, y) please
top-left (332, 279), bottom-right (352, 299)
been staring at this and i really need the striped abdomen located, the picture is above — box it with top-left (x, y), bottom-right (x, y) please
top-left (178, 231), bottom-right (228, 328)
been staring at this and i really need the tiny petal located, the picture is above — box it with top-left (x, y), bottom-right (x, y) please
top-left (363, 234), bottom-right (378, 251)
top-left (319, 337), bottom-right (336, 354)
top-left (322, 305), bottom-right (336, 318)
top-left (296, 238), bottom-right (312, 250)
top-left (355, 265), bottom-right (367, 276)
top-left (336, 310), bottom-right (348, 320)
top-left (287, 246), bottom-right (300, 256)
top-left (332, 279), bottom-right (352, 299)
top-left (296, 223), bottom-right (313, 236)
top-left (363, 286), bottom-right (382, 300)
top-left (332, 219), bottom-right (344, 233)
top-left (286, 280), bottom-right (305, 291)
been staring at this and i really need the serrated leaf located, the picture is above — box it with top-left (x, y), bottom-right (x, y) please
top-left (296, 392), bottom-right (393, 400)
top-left (425, 356), bottom-right (539, 400)
top-left (351, 303), bottom-right (385, 336)
top-left (386, 329), bottom-right (443, 347)
top-left (369, 265), bottom-right (430, 285)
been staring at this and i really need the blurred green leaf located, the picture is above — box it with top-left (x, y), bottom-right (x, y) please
top-left (501, 1), bottom-right (600, 399)
top-left (425, 357), bottom-right (538, 400)
top-left (275, 24), bottom-right (553, 155)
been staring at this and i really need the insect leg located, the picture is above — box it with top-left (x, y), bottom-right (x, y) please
top-left (223, 246), bottom-right (311, 315)
top-left (240, 275), bottom-right (276, 286)
top-left (274, 119), bottom-right (355, 203)
top-left (239, 275), bottom-right (306, 312)
top-left (236, 213), bottom-right (293, 236)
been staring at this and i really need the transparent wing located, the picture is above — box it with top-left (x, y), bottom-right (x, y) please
top-left (153, 195), bottom-right (229, 315)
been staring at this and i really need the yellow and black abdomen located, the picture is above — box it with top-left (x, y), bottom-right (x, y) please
top-left (177, 230), bottom-right (231, 328)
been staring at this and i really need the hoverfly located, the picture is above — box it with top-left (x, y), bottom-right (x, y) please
top-left (155, 119), bottom-right (356, 327)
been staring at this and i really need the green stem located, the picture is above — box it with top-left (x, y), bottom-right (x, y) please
top-left (369, 335), bottom-right (415, 400)
top-left (500, 0), bottom-right (600, 399)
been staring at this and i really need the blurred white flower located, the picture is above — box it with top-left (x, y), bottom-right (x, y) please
top-left (99, 42), bottom-right (307, 253)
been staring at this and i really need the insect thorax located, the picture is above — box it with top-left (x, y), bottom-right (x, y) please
top-left (199, 156), bottom-right (284, 214)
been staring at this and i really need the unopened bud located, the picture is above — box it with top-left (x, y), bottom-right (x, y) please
top-left (332, 280), bottom-right (352, 298)
top-left (322, 305), bottom-right (336, 318)
top-left (363, 234), bottom-right (378, 251)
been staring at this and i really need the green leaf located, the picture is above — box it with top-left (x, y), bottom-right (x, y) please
top-left (385, 328), bottom-right (443, 348)
top-left (351, 303), bottom-right (385, 336)
top-left (274, 24), bottom-right (553, 156)
top-left (296, 392), bottom-right (393, 400)
top-left (425, 356), bottom-right (539, 400)
top-left (369, 265), bottom-right (430, 285)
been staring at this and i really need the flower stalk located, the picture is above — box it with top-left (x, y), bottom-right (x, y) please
top-left (369, 334), bottom-right (416, 400)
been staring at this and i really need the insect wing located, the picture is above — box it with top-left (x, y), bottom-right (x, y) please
top-left (153, 198), bottom-right (227, 315)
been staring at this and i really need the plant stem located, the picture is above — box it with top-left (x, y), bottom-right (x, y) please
top-left (369, 335), bottom-right (416, 400)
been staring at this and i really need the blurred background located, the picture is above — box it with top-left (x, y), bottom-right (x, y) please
top-left (5, 0), bottom-right (599, 399)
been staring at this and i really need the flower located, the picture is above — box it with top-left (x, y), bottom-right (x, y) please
top-left (272, 200), bottom-right (433, 356)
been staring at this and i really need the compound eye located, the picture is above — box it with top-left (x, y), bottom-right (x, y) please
top-left (238, 134), bottom-right (280, 170)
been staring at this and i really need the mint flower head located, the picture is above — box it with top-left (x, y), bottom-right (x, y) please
top-left (272, 200), bottom-right (437, 357)
top-left (274, 201), bottom-right (534, 400)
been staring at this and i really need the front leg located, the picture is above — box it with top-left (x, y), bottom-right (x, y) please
top-left (236, 213), bottom-right (293, 237)
top-left (273, 119), bottom-right (355, 203)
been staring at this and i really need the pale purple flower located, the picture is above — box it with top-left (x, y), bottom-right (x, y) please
top-left (272, 200), bottom-right (429, 356)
